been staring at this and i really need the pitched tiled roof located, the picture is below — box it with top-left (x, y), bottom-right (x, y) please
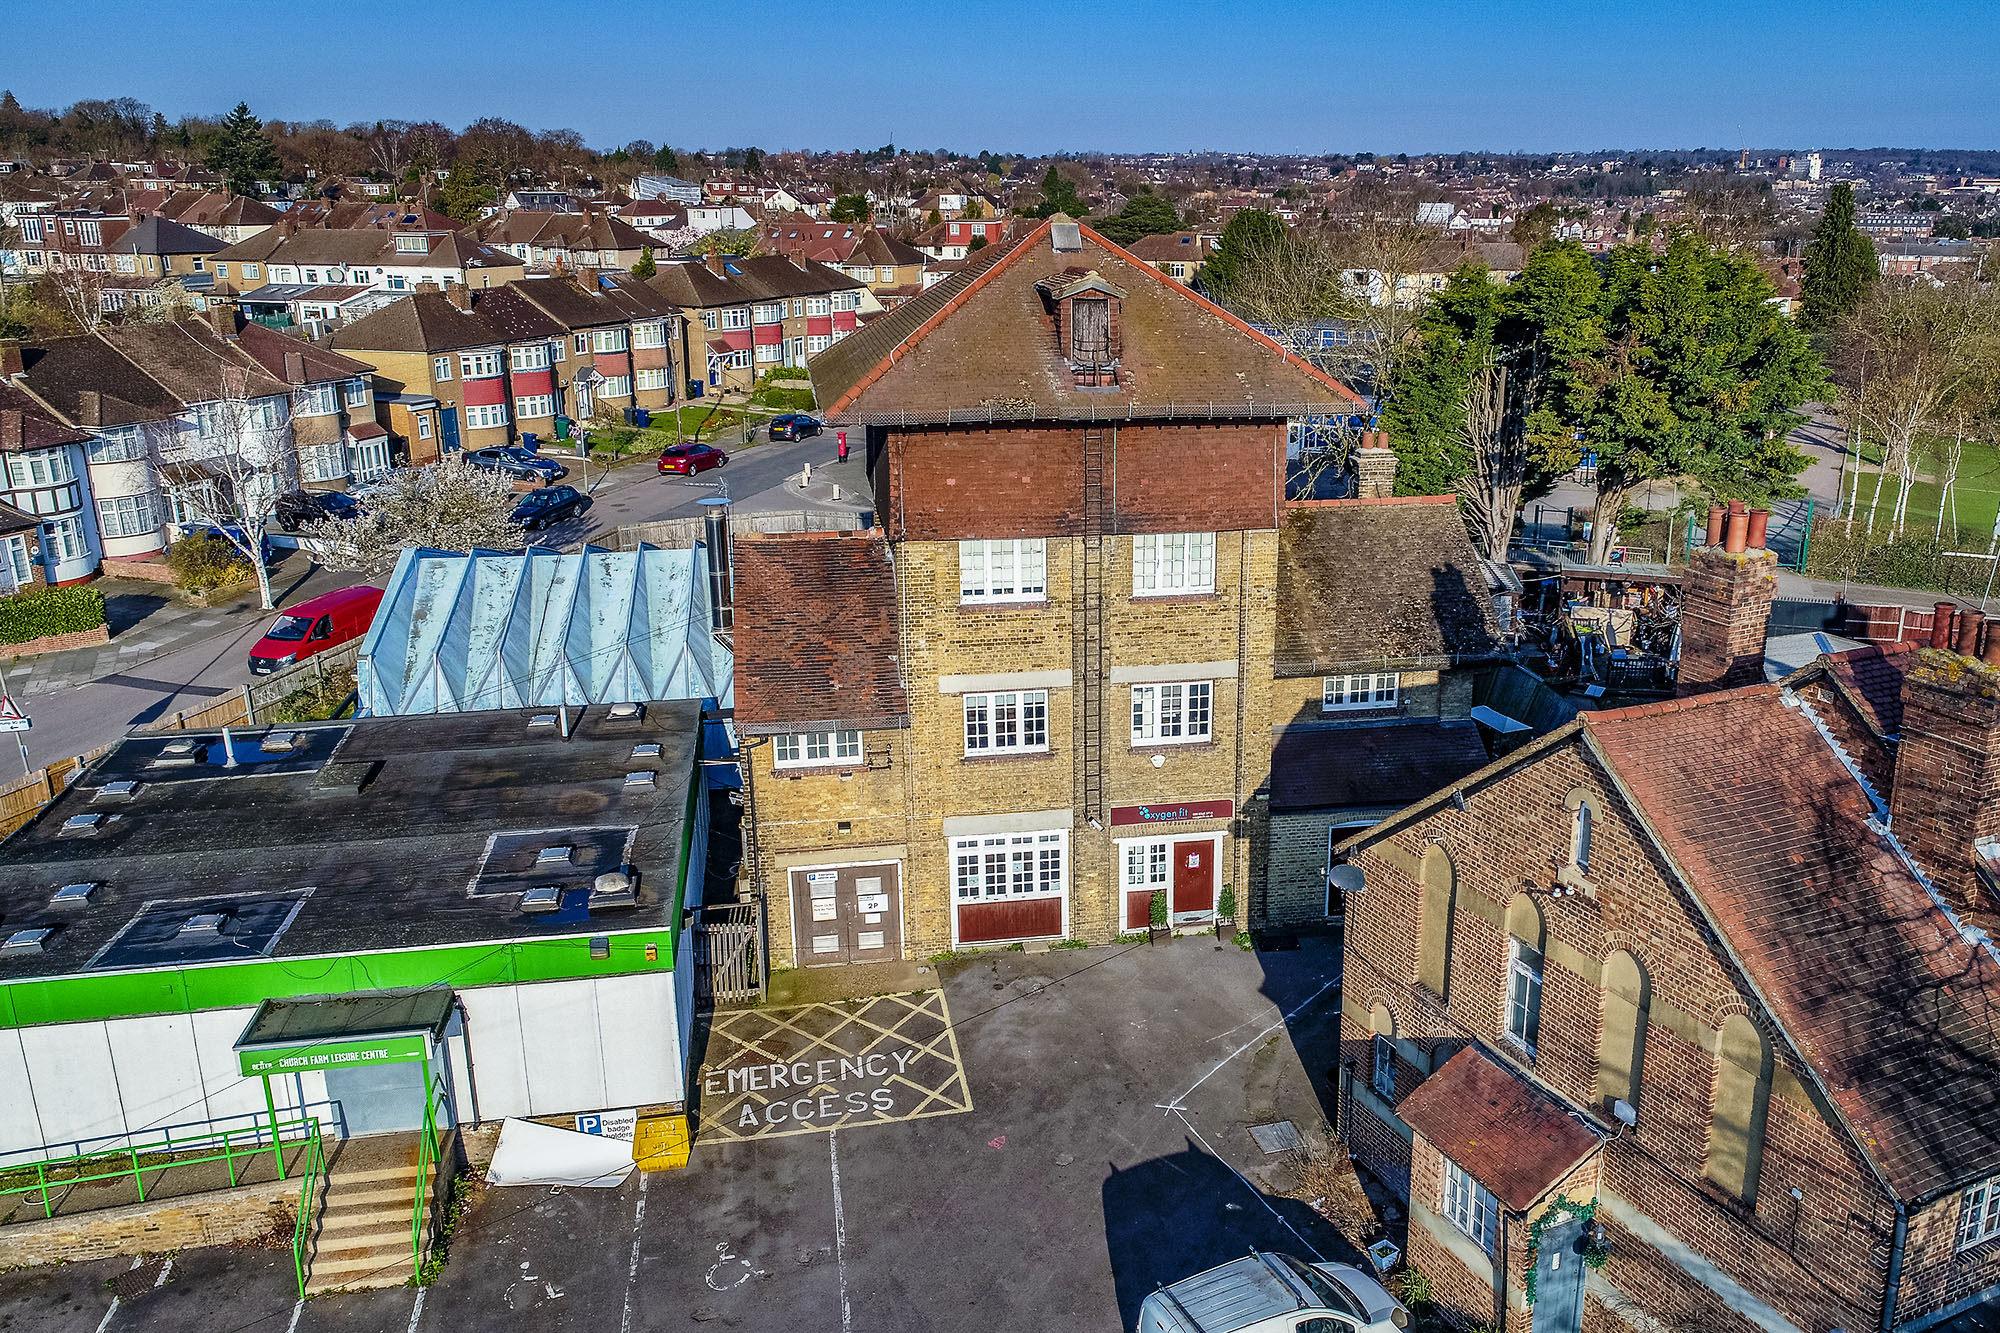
top-left (107, 215), bottom-right (224, 256)
top-left (331, 292), bottom-right (507, 356)
top-left (807, 217), bottom-right (1363, 427)
top-left (233, 321), bottom-right (372, 384)
top-left (1393, 1047), bottom-right (1601, 1212)
top-left (1817, 642), bottom-right (1915, 739)
top-left (730, 532), bottom-right (907, 731)
top-left (1583, 685), bottom-right (2000, 1200)
top-left (1276, 499), bottom-right (1506, 673)
top-left (1270, 720), bottom-right (1490, 812)
top-left (17, 321), bottom-right (292, 427)
top-left (0, 384), bottom-right (92, 452)
top-left (1124, 230), bottom-right (1212, 262)
top-left (644, 254), bottom-right (864, 310)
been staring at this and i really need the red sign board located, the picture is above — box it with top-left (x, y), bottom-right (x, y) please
top-left (1109, 800), bottom-right (1234, 828)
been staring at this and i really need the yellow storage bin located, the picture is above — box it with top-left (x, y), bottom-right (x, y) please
top-left (633, 1113), bottom-right (692, 1171)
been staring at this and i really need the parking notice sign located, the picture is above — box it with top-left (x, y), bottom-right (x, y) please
top-left (575, 1108), bottom-right (639, 1141)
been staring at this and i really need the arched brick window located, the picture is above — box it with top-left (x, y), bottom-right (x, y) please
top-left (1706, 1013), bottom-right (1772, 1204)
top-left (1417, 845), bottom-right (1455, 997)
top-left (1597, 950), bottom-right (1649, 1120)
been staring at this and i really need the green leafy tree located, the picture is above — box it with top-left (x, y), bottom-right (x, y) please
top-left (1511, 201), bottom-right (1558, 254)
top-left (962, 199), bottom-right (986, 220)
top-left (1800, 182), bottom-right (1878, 336)
top-left (1199, 208), bottom-right (1287, 297)
top-left (967, 235), bottom-right (988, 253)
top-left (437, 162), bottom-right (496, 224)
top-left (1381, 265), bottom-right (1505, 494)
top-left (1028, 164), bottom-right (1085, 218)
top-left (207, 102), bottom-right (278, 196)
top-left (742, 147), bottom-right (762, 175)
top-left (653, 146), bottom-right (679, 175)
top-left (830, 193), bottom-right (872, 223)
top-left (1094, 191), bottom-right (1180, 246)
top-left (631, 245), bottom-right (656, 279)
top-left (926, 207), bottom-right (942, 227)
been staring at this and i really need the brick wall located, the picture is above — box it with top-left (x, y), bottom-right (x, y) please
top-left (4, 623), bottom-right (111, 658)
top-left (1338, 733), bottom-right (1901, 1333)
top-left (0, 1178), bottom-right (295, 1268)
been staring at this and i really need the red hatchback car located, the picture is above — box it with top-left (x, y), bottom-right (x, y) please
top-left (658, 444), bottom-right (727, 476)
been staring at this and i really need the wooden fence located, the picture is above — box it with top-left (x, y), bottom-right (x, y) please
top-left (615, 510), bottom-right (863, 551)
top-left (691, 902), bottom-right (764, 1008)
top-left (0, 639), bottom-right (366, 839)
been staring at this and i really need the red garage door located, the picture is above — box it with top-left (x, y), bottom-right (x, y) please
top-left (956, 897), bottom-right (1063, 945)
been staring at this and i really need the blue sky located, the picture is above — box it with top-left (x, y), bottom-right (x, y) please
top-left (4, 0), bottom-right (1995, 153)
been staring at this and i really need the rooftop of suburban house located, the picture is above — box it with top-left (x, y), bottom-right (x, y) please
top-left (644, 253), bottom-right (866, 310)
top-left (807, 216), bottom-right (1363, 426)
top-left (729, 531), bottom-right (908, 734)
top-left (1276, 498), bottom-right (1508, 674)
top-left (331, 291), bottom-right (509, 355)
top-left (17, 320), bottom-right (292, 425)
top-left (0, 703), bottom-right (702, 983)
top-left (106, 215), bottom-right (225, 256)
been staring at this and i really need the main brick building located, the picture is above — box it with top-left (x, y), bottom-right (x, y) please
top-left (734, 216), bottom-right (1364, 964)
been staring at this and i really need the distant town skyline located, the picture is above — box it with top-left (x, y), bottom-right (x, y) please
top-left (3, 0), bottom-right (1995, 156)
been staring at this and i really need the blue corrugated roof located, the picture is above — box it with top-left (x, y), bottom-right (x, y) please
top-left (357, 545), bottom-right (733, 716)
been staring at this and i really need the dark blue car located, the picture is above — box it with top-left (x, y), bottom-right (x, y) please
top-left (511, 485), bottom-right (593, 532)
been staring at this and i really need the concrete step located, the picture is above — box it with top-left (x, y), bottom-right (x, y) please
top-left (314, 1227), bottom-right (413, 1258)
top-left (304, 1254), bottom-right (416, 1296)
top-left (316, 1205), bottom-right (410, 1235)
top-left (319, 1183), bottom-right (417, 1210)
top-left (323, 1164), bottom-right (421, 1188)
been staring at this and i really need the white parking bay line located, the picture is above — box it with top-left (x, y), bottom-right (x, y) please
top-left (619, 1172), bottom-right (650, 1333)
top-left (93, 1298), bottom-right (120, 1333)
top-left (829, 1130), bottom-right (852, 1333)
top-left (406, 1285), bottom-right (426, 1333)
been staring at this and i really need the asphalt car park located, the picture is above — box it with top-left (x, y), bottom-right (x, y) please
top-left (0, 939), bottom-right (1349, 1333)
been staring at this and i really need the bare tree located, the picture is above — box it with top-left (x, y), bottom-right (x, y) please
top-left (154, 363), bottom-right (298, 609)
top-left (45, 260), bottom-right (106, 334)
top-left (303, 454), bottom-right (523, 579)
top-left (1454, 361), bottom-right (1528, 561)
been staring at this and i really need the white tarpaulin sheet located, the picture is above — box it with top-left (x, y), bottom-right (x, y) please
top-left (485, 1116), bottom-right (635, 1188)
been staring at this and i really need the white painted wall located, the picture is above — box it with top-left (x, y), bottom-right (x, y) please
top-left (457, 969), bottom-right (682, 1119)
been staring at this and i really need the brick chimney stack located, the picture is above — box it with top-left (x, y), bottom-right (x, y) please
top-left (1676, 501), bottom-right (1778, 696)
top-left (0, 338), bottom-right (22, 380)
top-left (1352, 430), bottom-right (1397, 499)
top-left (204, 300), bottom-right (238, 341)
top-left (1890, 650), bottom-right (2000, 914)
top-left (444, 283), bottom-right (473, 313)
top-left (704, 249), bottom-right (726, 277)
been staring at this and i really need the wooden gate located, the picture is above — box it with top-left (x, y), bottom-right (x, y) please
top-left (692, 903), bottom-right (763, 1008)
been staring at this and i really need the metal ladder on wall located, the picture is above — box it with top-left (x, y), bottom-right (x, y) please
top-left (1075, 431), bottom-right (1105, 823)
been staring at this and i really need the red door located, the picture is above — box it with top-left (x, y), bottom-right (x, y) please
top-left (1172, 840), bottom-right (1214, 914)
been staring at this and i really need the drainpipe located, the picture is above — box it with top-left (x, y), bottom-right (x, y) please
top-left (700, 496), bottom-right (733, 631)
top-left (452, 997), bottom-right (483, 1127)
top-left (1495, 1209), bottom-right (1512, 1331)
top-left (1880, 1202), bottom-right (1909, 1333)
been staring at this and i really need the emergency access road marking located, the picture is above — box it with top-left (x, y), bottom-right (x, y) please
top-left (695, 989), bottom-right (972, 1141)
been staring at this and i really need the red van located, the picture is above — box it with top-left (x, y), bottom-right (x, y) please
top-left (248, 585), bottom-right (384, 675)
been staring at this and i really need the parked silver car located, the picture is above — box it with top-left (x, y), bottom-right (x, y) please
top-left (1138, 1252), bottom-right (1410, 1333)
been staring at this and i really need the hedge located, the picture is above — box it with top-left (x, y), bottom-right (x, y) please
top-left (1802, 517), bottom-right (2000, 596)
top-left (0, 584), bottom-right (107, 646)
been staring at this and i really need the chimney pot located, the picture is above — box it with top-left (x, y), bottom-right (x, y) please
top-left (1982, 619), bottom-right (2000, 667)
top-left (1705, 505), bottom-right (1726, 548)
top-left (1728, 499), bottom-right (1747, 515)
top-left (1956, 611), bottom-right (1982, 658)
top-left (1746, 508), bottom-right (1770, 551)
top-left (1723, 510), bottom-right (1750, 554)
top-left (1933, 602), bottom-right (1957, 650)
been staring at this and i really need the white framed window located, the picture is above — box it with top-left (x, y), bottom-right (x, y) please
top-left (432, 355), bottom-right (453, 382)
top-left (344, 377), bottom-right (370, 409)
top-left (807, 334), bottom-right (832, 354)
top-left (1442, 1161), bottom-right (1497, 1254)
top-left (727, 348), bottom-right (752, 370)
top-left (701, 310), bottom-right (718, 330)
top-left (354, 435), bottom-right (393, 481)
top-left (719, 307), bottom-right (751, 330)
top-left (773, 730), bottom-right (863, 769)
top-left (514, 394), bottom-right (556, 420)
top-left (43, 515), bottom-right (87, 562)
top-left (18, 218), bottom-right (40, 243)
top-left (632, 321), bottom-right (668, 348)
top-left (1572, 802), bottom-right (1594, 873)
top-left (833, 291), bottom-right (860, 311)
top-left (806, 296), bottom-right (830, 316)
top-left (78, 220), bottom-right (100, 247)
top-left (1, 534), bottom-right (29, 586)
top-left (8, 450), bottom-right (76, 488)
top-left (599, 375), bottom-right (632, 398)
top-left (243, 263), bottom-right (260, 281)
top-left (1131, 682), bottom-right (1212, 746)
top-left (416, 415), bottom-right (433, 440)
top-left (294, 383), bottom-right (340, 417)
top-left (1372, 1034), bottom-right (1395, 1098)
top-left (86, 428), bottom-right (146, 464)
top-left (959, 538), bottom-right (1046, 604)
top-left (1323, 672), bottom-right (1399, 711)
top-left (510, 343), bottom-right (550, 372)
top-left (1960, 1178), bottom-right (2000, 1251)
top-left (246, 398), bottom-right (285, 431)
top-left (95, 493), bottom-right (158, 539)
top-left (791, 299), bottom-right (805, 317)
top-left (302, 268), bottom-right (320, 283)
top-left (591, 328), bottom-right (628, 353)
top-left (1506, 939), bottom-right (1543, 1057)
top-left (952, 830), bottom-right (1067, 900)
top-left (1122, 840), bottom-right (1169, 891)
top-left (753, 302), bottom-right (785, 324)
top-left (297, 440), bottom-right (348, 483)
top-left (463, 403), bottom-right (509, 430)
top-left (1132, 532), bottom-right (1215, 596)
top-left (114, 254), bottom-right (136, 274)
top-left (963, 691), bottom-right (1049, 756)
top-left (635, 367), bottom-right (670, 391)
top-left (460, 350), bottom-right (502, 379)
top-left (755, 343), bottom-right (783, 364)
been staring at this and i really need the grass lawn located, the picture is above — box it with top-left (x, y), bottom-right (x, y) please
top-left (1836, 436), bottom-right (2000, 542)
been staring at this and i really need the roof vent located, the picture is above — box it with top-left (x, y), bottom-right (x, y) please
top-left (529, 713), bottom-right (558, 728)
top-left (1, 928), bottom-right (52, 955)
top-left (536, 845), bottom-right (573, 865)
top-left (152, 739), bottom-right (204, 767)
top-left (632, 742), bottom-right (661, 759)
top-left (607, 702), bottom-right (643, 721)
top-left (1051, 222), bottom-right (1082, 253)
top-left (179, 912), bottom-right (228, 935)
top-left (260, 731), bottom-right (303, 754)
top-left (61, 813), bottom-right (105, 836)
top-left (623, 771), bottom-right (656, 789)
top-left (96, 780), bottom-right (140, 800)
top-left (520, 884), bottom-right (562, 914)
top-left (591, 869), bottom-right (638, 909)
top-left (51, 882), bottom-right (99, 905)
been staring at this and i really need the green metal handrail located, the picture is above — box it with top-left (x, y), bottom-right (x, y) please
top-left (410, 1072), bottom-right (449, 1273)
top-left (0, 1115), bottom-right (321, 1221)
top-left (289, 1122), bottom-right (328, 1299)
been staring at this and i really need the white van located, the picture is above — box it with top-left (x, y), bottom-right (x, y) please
top-left (1137, 1251), bottom-right (1411, 1333)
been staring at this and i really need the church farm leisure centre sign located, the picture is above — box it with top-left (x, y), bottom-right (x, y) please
top-left (238, 1034), bottom-right (429, 1077)
top-left (1109, 799), bottom-right (1234, 827)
